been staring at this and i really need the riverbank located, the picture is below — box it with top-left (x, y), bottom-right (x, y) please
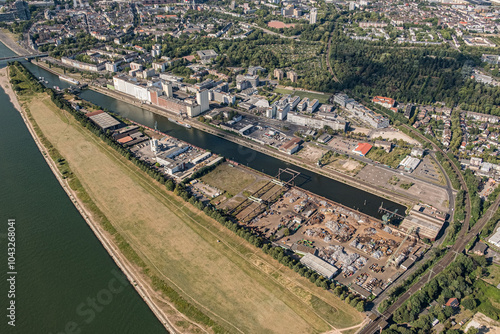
top-left (11, 63), bottom-right (365, 333)
top-left (89, 83), bottom-right (414, 210)
top-left (0, 29), bottom-right (32, 55)
top-left (0, 66), bottom-right (181, 334)
top-left (26, 56), bottom-right (412, 210)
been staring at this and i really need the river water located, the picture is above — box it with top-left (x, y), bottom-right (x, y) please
top-left (0, 46), bottom-right (405, 333)
top-left (22, 62), bottom-right (404, 216)
top-left (0, 43), bottom-right (166, 333)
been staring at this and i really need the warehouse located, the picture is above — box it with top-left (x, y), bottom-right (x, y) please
top-left (399, 205), bottom-right (446, 241)
top-left (86, 111), bottom-right (121, 130)
top-left (399, 155), bottom-right (421, 172)
top-left (300, 253), bottom-right (339, 279)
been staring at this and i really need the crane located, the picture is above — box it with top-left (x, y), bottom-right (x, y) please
top-left (386, 226), bottom-right (415, 267)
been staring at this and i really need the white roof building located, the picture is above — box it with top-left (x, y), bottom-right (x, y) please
top-left (489, 227), bottom-right (500, 248)
top-left (399, 155), bottom-right (421, 172)
top-left (300, 253), bottom-right (339, 279)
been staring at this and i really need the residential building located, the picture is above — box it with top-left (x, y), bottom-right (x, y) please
top-left (274, 68), bottom-right (284, 80)
top-left (310, 8), bottom-right (317, 24)
top-left (372, 96), bottom-right (396, 109)
top-left (287, 70), bottom-right (298, 83)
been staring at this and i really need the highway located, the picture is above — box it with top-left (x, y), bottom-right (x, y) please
top-left (359, 124), bottom-right (489, 334)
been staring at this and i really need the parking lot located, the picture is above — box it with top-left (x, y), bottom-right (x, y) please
top-left (413, 156), bottom-right (444, 185)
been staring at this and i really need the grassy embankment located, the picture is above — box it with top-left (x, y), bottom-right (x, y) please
top-left (10, 64), bottom-right (363, 334)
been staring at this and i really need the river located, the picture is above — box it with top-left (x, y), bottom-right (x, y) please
top-left (0, 49), bottom-right (405, 332)
top-left (0, 43), bottom-right (166, 333)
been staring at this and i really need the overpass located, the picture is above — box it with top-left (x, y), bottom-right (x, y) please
top-left (0, 53), bottom-right (48, 62)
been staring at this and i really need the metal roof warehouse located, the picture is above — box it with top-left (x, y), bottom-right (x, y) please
top-left (86, 110), bottom-right (121, 130)
top-left (300, 253), bottom-right (339, 279)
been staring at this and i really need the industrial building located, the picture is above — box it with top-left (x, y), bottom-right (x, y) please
top-left (374, 140), bottom-right (392, 153)
top-left (287, 112), bottom-right (348, 131)
top-left (400, 205), bottom-right (446, 241)
top-left (280, 137), bottom-right (303, 155)
top-left (353, 143), bottom-right (372, 156)
top-left (399, 155), bottom-right (421, 172)
top-left (113, 74), bottom-right (209, 117)
top-left (86, 110), bottom-right (121, 130)
top-left (300, 253), bottom-right (339, 279)
top-left (489, 228), bottom-right (500, 248)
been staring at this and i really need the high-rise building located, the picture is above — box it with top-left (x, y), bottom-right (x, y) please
top-left (196, 90), bottom-right (209, 113)
top-left (310, 8), bottom-right (317, 24)
top-left (274, 68), bottom-right (284, 80)
top-left (287, 71), bottom-right (298, 83)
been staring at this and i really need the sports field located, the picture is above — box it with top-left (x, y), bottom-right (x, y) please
top-left (25, 89), bottom-right (363, 333)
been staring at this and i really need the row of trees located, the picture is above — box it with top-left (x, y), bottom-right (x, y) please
top-left (11, 63), bottom-right (368, 314)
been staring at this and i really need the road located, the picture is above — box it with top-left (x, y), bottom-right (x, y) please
top-left (359, 124), bottom-right (479, 333)
top-left (360, 194), bottom-right (499, 333)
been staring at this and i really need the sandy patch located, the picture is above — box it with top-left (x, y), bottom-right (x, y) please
top-left (369, 128), bottom-right (420, 145)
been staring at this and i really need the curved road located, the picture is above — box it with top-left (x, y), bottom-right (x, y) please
top-left (359, 124), bottom-right (480, 334)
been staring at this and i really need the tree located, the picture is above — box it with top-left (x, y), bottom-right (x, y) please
top-left (356, 300), bottom-right (365, 312)
top-left (467, 327), bottom-right (479, 334)
top-left (462, 298), bottom-right (477, 310)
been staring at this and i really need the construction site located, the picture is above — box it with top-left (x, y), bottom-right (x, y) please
top-left (199, 162), bottom-right (428, 299)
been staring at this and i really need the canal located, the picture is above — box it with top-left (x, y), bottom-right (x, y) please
top-left (22, 61), bottom-right (406, 218)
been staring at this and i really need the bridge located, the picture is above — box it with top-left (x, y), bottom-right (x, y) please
top-left (0, 53), bottom-right (49, 62)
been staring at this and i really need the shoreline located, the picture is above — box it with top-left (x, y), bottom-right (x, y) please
top-left (24, 53), bottom-right (414, 210)
top-left (0, 67), bottom-right (180, 334)
top-left (26, 55), bottom-right (415, 210)
top-left (89, 84), bottom-right (414, 210)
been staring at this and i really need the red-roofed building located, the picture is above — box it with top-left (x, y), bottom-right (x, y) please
top-left (445, 298), bottom-right (459, 308)
top-left (372, 96), bottom-right (396, 109)
top-left (85, 110), bottom-right (104, 117)
top-left (117, 136), bottom-right (133, 144)
top-left (353, 143), bottom-right (372, 156)
top-left (183, 55), bottom-right (196, 62)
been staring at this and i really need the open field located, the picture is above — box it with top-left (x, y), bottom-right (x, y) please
top-left (484, 263), bottom-right (500, 287)
top-left (464, 312), bottom-right (500, 334)
top-left (298, 144), bottom-right (328, 163)
top-left (357, 165), bottom-right (449, 211)
top-left (326, 158), bottom-right (365, 176)
top-left (274, 87), bottom-right (331, 104)
top-left (201, 162), bottom-right (257, 197)
top-left (368, 128), bottom-right (420, 145)
top-left (25, 90), bottom-right (363, 333)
